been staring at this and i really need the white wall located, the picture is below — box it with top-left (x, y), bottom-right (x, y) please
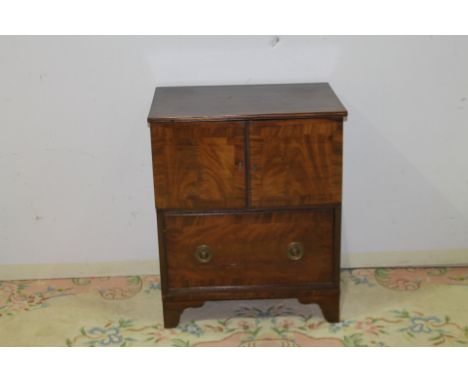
top-left (1, 36), bottom-right (468, 268)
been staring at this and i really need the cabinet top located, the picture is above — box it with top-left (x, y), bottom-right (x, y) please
top-left (148, 83), bottom-right (347, 123)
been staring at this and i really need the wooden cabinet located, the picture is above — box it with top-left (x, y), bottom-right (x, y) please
top-left (148, 83), bottom-right (347, 328)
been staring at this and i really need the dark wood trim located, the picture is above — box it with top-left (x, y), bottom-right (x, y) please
top-left (148, 113), bottom-right (347, 124)
top-left (165, 285), bottom-right (339, 302)
top-left (158, 203), bottom-right (340, 216)
top-left (156, 210), bottom-right (169, 295)
top-left (167, 282), bottom-right (336, 296)
top-left (333, 204), bottom-right (342, 286)
top-left (244, 121), bottom-right (252, 207)
top-left (147, 113), bottom-right (347, 128)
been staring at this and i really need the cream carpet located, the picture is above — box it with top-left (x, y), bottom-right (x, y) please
top-left (1, 267), bottom-right (467, 346)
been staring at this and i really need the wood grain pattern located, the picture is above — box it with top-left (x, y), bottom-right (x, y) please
top-left (148, 83), bottom-right (347, 122)
top-left (148, 83), bottom-right (346, 327)
top-left (163, 209), bottom-right (334, 289)
top-left (250, 118), bottom-right (343, 207)
top-left (151, 121), bottom-right (246, 209)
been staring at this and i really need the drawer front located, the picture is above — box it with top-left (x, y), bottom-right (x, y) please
top-left (249, 118), bottom-right (343, 207)
top-left (163, 209), bottom-right (336, 289)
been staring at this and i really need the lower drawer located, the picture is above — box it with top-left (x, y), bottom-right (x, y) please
top-left (162, 209), bottom-right (336, 289)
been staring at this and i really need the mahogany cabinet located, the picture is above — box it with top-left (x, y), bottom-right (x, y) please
top-left (148, 83), bottom-right (347, 328)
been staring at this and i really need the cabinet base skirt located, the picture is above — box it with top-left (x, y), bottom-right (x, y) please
top-left (162, 287), bottom-right (340, 328)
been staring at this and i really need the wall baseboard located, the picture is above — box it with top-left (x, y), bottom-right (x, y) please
top-left (1, 250), bottom-right (467, 281)
top-left (342, 249), bottom-right (468, 268)
top-left (0, 260), bottom-right (160, 281)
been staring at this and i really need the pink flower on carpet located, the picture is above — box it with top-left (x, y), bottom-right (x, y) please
top-left (278, 319), bottom-right (295, 329)
top-left (394, 279), bottom-right (420, 291)
top-left (354, 319), bottom-right (381, 335)
top-left (305, 322), bottom-right (323, 331)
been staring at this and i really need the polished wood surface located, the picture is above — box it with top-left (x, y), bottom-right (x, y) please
top-left (148, 83), bottom-right (346, 328)
top-left (151, 121), bottom-right (245, 209)
top-left (250, 118), bottom-right (343, 207)
top-left (163, 209), bottom-right (335, 288)
top-left (148, 83), bottom-right (347, 122)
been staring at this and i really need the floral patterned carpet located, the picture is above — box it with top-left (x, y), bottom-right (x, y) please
top-left (1, 267), bottom-right (468, 346)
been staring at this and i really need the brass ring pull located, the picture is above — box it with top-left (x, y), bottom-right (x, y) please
top-left (195, 244), bottom-right (213, 264)
top-left (287, 242), bottom-right (304, 261)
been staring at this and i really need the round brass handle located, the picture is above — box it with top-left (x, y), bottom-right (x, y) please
top-left (195, 244), bottom-right (213, 264)
top-left (287, 242), bottom-right (304, 261)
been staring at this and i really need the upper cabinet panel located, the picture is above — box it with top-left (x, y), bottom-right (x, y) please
top-left (151, 121), bottom-right (246, 209)
top-left (249, 118), bottom-right (343, 208)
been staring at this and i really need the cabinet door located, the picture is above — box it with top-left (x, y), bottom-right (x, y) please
top-left (151, 121), bottom-right (246, 209)
top-left (249, 119), bottom-right (342, 207)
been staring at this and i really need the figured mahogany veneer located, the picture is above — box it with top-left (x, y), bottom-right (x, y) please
top-left (164, 209), bottom-right (335, 288)
top-left (148, 83), bottom-right (347, 328)
top-left (150, 121), bottom-right (245, 209)
top-left (250, 118), bottom-right (343, 207)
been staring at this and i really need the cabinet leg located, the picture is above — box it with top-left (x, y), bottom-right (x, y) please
top-left (162, 300), bottom-right (205, 329)
top-left (319, 296), bottom-right (340, 323)
top-left (162, 303), bottom-right (183, 328)
top-left (298, 291), bottom-right (340, 323)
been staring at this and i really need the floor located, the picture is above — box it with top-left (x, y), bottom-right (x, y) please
top-left (1, 267), bottom-right (467, 346)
